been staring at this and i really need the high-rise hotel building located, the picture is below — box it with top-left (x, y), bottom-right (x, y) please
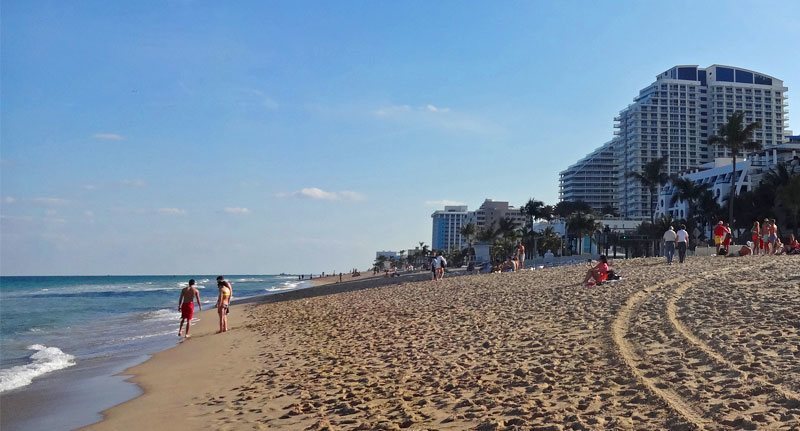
top-left (562, 64), bottom-right (789, 220)
top-left (431, 205), bottom-right (469, 251)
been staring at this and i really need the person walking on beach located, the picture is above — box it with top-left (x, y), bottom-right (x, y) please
top-left (676, 224), bottom-right (689, 263)
top-left (516, 242), bottom-right (525, 269)
top-left (662, 226), bottom-right (677, 265)
top-left (178, 279), bottom-right (201, 338)
top-left (437, 252), bottom-right (447, 280)
top-left (216, 276), bottom-right (232, 333)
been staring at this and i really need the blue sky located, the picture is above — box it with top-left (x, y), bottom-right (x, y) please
top-left (2, 0), bottom-right (799, 275)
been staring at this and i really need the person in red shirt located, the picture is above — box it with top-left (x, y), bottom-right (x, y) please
top-left (713, 221), bottom-right (726, 254)
top-left (722, 222), bottom-right (733, 254)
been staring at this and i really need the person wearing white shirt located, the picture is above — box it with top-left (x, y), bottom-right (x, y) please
top-left (676, 224), bottom-right (690, 263)
top-left (663, 226), bottom-right (677, 265)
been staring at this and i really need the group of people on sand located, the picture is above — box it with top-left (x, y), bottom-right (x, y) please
top-left (177, 276), bottom-right (233, 338)
top-left (749, 219), bottom-right (799, 255)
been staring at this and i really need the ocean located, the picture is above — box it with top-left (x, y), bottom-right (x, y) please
top-left (0, 275), bottom-right (310, 430)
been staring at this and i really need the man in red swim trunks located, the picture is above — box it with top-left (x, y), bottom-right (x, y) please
top-left (178, 279), bottom-right (201, 338)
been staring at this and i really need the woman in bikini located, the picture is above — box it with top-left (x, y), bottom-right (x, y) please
top-left (216, 276), bottom-right (232, 333)
top-left (751, 220), bottom-right (761, 255)
top-left (761, 219), bottom-right (772, 255)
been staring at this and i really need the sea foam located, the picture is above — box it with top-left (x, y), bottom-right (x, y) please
top-left (0, 344), bottom-right (76, 393)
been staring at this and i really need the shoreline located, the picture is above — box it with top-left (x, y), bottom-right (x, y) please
top-left (83, 268), bottom-right (447, 430)
top-left (0, 275), bottom-right (342, 431)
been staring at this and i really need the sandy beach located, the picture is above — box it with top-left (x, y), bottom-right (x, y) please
top-left (85, 256), bottom-right (800, 430)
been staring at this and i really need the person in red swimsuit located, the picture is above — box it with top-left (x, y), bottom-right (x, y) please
top-left (178, 279), bottom-right (201, 338)
top-left (582, 255), bottom-right (609, 286)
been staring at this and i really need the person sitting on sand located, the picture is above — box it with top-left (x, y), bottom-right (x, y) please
top-left (787, 234), bottom-right (800, 254)
top-left (216, 276), bottom-right (232, 333)
top-left (582, 255), bottom-right (609, 286)
top-left (178, 279), bottom-right (201, 338)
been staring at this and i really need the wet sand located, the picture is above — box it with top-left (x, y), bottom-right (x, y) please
top-left (87, 256), bottom-right (800, 430)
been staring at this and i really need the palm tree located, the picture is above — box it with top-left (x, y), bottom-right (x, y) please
top-left (566, 212), bottom-right (596, 254)
top-left (522, 198), bottom-right (545, 224)
top-left (761, 163), bottom-right (794, 189)
top-left (708, 111), bottom-right (762, 225)
top-left (628, 156), bottom-right (669, 224)
top-left (497, 217), bottom-right (519, 239)
top-left (777, 175), bottom-right (800, 235)
top-left (669, 175), bottom-right (709, 222)
top-left (460, 223), bottom-right (476, 247)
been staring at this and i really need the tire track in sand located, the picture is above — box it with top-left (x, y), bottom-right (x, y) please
top-left (613, 261), bottom-right (800, 429)
top-left (667, 275), bottom-right (800, 403)
top-left (611, 276), bottom-right (710, 430)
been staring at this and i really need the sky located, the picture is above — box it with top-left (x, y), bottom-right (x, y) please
top-left (2, 0), bottom-right (799, 275)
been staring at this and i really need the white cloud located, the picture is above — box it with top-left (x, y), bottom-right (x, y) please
top-left (425, 199), bottom-right (466, 207)
top-left (2, 197), bottom-right (15, 204)
top-left (372, 103), bottom-right (499, 135)
top-left (31, 197), bottom-right (69, 206)
top-left (93, 133), bottom-right (125, 141)
top-left (158, 208), bottom-right (186, 215)
top-left (278, 187), bottom-right (365, 202)
top-left (83, 184), bottom-right (98, 191)
top-left (120, 179), bottom-right (146, 188)
top-left (224, 207), bottom-right (250, 215)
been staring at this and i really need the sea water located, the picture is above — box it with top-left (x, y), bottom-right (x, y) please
top-left (0, 275), bottom-right (308, 394)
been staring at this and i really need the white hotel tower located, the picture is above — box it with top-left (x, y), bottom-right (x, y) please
top-left (567, 65), bottom-right (788, 220)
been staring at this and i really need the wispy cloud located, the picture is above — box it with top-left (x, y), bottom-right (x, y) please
top-left (83, 184), bottom-right (99, 191)
top-left (158, 208), bottom-right (187, 215)
top-left (238, 88), bottom-right (279, 110)
top-left (373, 103), bottom-right (499, 134)
top-left (425, 199), bottom-right (466, 207)
top-left (278, 187), bottom-right (365, 202)
top-left (120, 179), bottom-right (147, 188)
top-left (224, 207), bottom-right (250, 215)
top-left (2, 197), bottom-right (16, 204)
top-left (93, 133), bottom-right (125, 141)
top-left (31, 197), bottom-right (69, 206)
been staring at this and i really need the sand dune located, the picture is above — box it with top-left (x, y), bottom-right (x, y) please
top-left (88, 256), bottom-right (800, 430)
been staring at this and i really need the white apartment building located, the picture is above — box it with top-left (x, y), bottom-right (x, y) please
top-left (431, 205), bottom-right (469, 251)
top-left (559, 140), bottom-right (617, 214)
top-left (611, 65), bottom-right (789, 220)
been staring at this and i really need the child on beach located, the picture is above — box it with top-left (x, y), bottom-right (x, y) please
top-left (216, 276), bottom-right (232, 333)
top-left (178, 279), bottom-right (201, 338)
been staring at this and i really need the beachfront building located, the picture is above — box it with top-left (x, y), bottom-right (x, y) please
top-left (559, 140), bottom-right (617, 214)
top-left (431, 205), bottom-right (469, 251)
top-left (657, 143), bottom-right (800, 219)
top-left (468, 199), bottom-right (526, 232)
top-left (564, 64), bottom-right (790, 221)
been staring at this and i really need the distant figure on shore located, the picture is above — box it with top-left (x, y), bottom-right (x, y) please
top-left (676, 224), bottom-right (689, 263)
top-left (339, 273), bottom-right (343, 282)
top-left (216, 276), bottom-right (232, 333)
top-left (516, 242), bottom-right (525, 269)
top-left (582, 255), bottom-right (609, 287)
top-left (177, 279), bottom-right (201, 338)
top-left (662, 226), bottom-right (676, 265)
